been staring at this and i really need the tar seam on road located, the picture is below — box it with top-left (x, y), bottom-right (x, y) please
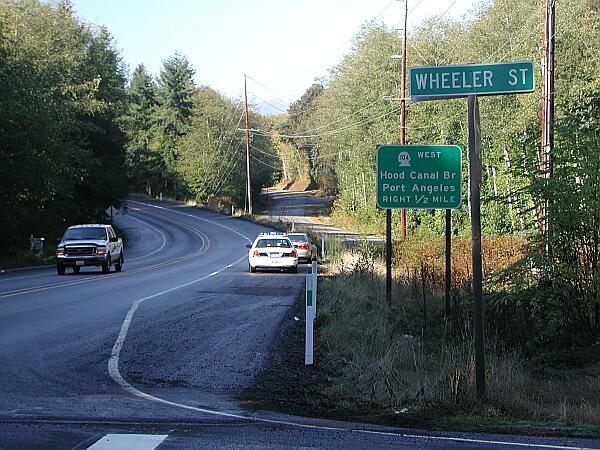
top-left (108, 204), bottom-right (598, 450)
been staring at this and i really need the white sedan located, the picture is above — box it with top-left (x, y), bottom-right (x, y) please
top-left (247, 232), bottom-right (298, 273)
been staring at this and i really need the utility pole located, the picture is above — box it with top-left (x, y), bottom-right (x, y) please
top-left (244, 74), bottom-right (253, 215)
top-left (385, 0), bottom-right (409, 304)
top-left (540, 0), bottom-right (555, 237)
top-left (399, 0), bottom-right (408, 241)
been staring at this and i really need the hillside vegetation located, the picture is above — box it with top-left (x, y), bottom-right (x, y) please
top-left (0, 0), bottom-right (280, 256)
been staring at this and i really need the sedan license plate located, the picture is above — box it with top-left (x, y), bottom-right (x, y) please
top-left (76, 260), bottom-right (84, 266)
top-left (270, 253), bottom-right (282, 258)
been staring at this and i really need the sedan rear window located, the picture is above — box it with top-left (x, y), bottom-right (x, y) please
top-left (288, 234), bottom-right (307, 242)
top-left (256, 239), bottom-right (291, 248)
top-left (64, 227), bottom-right (107, 240)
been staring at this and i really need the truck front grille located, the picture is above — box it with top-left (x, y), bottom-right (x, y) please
top-left (65, 246), bottom-right (95, 256)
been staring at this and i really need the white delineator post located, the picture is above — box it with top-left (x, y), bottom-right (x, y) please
top-left (305, 261), bottom-right (318, 365)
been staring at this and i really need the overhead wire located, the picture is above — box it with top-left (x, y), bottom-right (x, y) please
top-left (248, 105), bottom-right (400, 140)
top-left (260, 0), bottom-right (398, 85)
top-left (485, 8), bottom-right (541, 62)
top-left (206, 97), bottom-right (243, 187)
top-left (249, 143), bottom-right (279, 159)
top-left (243, 0), bottom-right (549, 176)
top-left (250, 153), bottom-right (282, 171)
top-left (207, 109), bottom-right (246, 197)
top-left (211, 144), bottom-right (244, 197)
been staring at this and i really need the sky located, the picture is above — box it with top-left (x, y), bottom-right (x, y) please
top-left (71, 0), bottom-right (478, 109)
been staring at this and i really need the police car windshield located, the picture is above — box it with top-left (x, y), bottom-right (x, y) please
top-left (64, 227), bottom-right (107, 240)
top-left (256, 239), bottom-right (291, 248)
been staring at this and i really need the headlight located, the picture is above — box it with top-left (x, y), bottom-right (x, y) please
top-left (96, 247), bottom-right (107, 255)
top-left (56, 247), bottom-right (64, 256)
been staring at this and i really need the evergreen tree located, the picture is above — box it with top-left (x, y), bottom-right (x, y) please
top-left (156, 52), bottom-right (195, 164)
top-left (123, 64), bottom-right (167, 196)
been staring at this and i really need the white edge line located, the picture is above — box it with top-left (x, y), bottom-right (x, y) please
top-left (355, 429), bottom-right (597, 450)
top-left (109, 202), bottom-right (597, 450)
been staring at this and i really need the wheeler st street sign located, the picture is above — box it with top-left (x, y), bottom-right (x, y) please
top-left (376, 145), bottom-right (462, 209)
top-left (410, 61), bottom-right (534, 101)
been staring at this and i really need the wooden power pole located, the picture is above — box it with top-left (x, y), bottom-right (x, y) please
top-left (244, 74), bottom-right (253, 215)
top-left (399, 0), bottom-right (408, 241)
top-left (540, 0), bottom-right (555, 235)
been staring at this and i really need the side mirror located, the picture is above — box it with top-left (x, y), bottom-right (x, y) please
top-left (110, 237), bottom-right (119, 243)
top-left (246, 244), bottom-right (252, 249)
top-left (56, 237), bottom-right (62, 243)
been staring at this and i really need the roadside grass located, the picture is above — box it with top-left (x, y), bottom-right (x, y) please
top-left (314, 241), bottom-right (600, 432)
top-left (0, 247), bottom-right (55, 270)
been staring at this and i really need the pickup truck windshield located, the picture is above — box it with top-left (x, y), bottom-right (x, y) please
top-left (64, 227), bottom-right (107, 240)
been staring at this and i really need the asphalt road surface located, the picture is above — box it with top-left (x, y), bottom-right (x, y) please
top-left (1, 199), bottom-right (598, 449)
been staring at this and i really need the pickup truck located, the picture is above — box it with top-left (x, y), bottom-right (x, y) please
top-left (55, 224), bottom-right (123, 275)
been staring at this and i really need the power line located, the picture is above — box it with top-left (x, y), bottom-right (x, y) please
top-left (260, 0), bottom-right (398, 86)
top-left (206, 109), bottom-right (245, 198)
top-left (205, 99), bottom-right (243, 184)
top-left (247, 99), bottom-right (395, 139)
top-left (250, 153), bottom-right (282, 171)
top-left (438, 0), bottom-right (459, 22)
top-left (247, 105), bottom-right (400, 140)
top-left (211, 144), bottom-right (244, 197)
top-left (249, 143), bottom-right (279, 159)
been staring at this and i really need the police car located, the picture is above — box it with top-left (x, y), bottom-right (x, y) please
top-left (247, 232), bottom-right (298, 273)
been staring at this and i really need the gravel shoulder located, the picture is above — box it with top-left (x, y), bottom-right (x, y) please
top-left (237, 290), bottom-right (333, 417)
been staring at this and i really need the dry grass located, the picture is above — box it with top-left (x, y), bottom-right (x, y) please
top-left (315, 248), bottom-right (600, 425)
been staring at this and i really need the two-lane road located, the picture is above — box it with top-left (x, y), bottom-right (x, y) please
top-left (0, 200), bottom-right (598, 449)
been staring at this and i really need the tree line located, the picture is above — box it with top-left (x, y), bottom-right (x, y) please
top-left (280, 0), bottom-right (600, 346)
top-left (0, 0), bottom-right (278, 253)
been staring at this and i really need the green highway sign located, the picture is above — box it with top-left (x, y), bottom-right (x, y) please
top-left (410, 61), bottom-right (535, 101)
top-left (376, 145), bottom-right (462, 209)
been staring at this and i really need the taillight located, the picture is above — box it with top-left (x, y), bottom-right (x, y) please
top-left (253, 250), bottom-right (260, 257)
top-left (290, 250), bottom-right (297, 257)
top-left (299, 243), bottom-right (309, 249)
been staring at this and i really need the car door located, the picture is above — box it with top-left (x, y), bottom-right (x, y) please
top-left (107, 227), bottom-right (117, 259)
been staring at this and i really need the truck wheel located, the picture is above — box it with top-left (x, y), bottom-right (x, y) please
top-left (115, 253), bottom-right (123, 272)
top-left (72, 266), bottom-right (80, 274)
top-left (102, 256), bottom-right (111, 274)
top-left (57, 264), bottom-right (65, 275)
